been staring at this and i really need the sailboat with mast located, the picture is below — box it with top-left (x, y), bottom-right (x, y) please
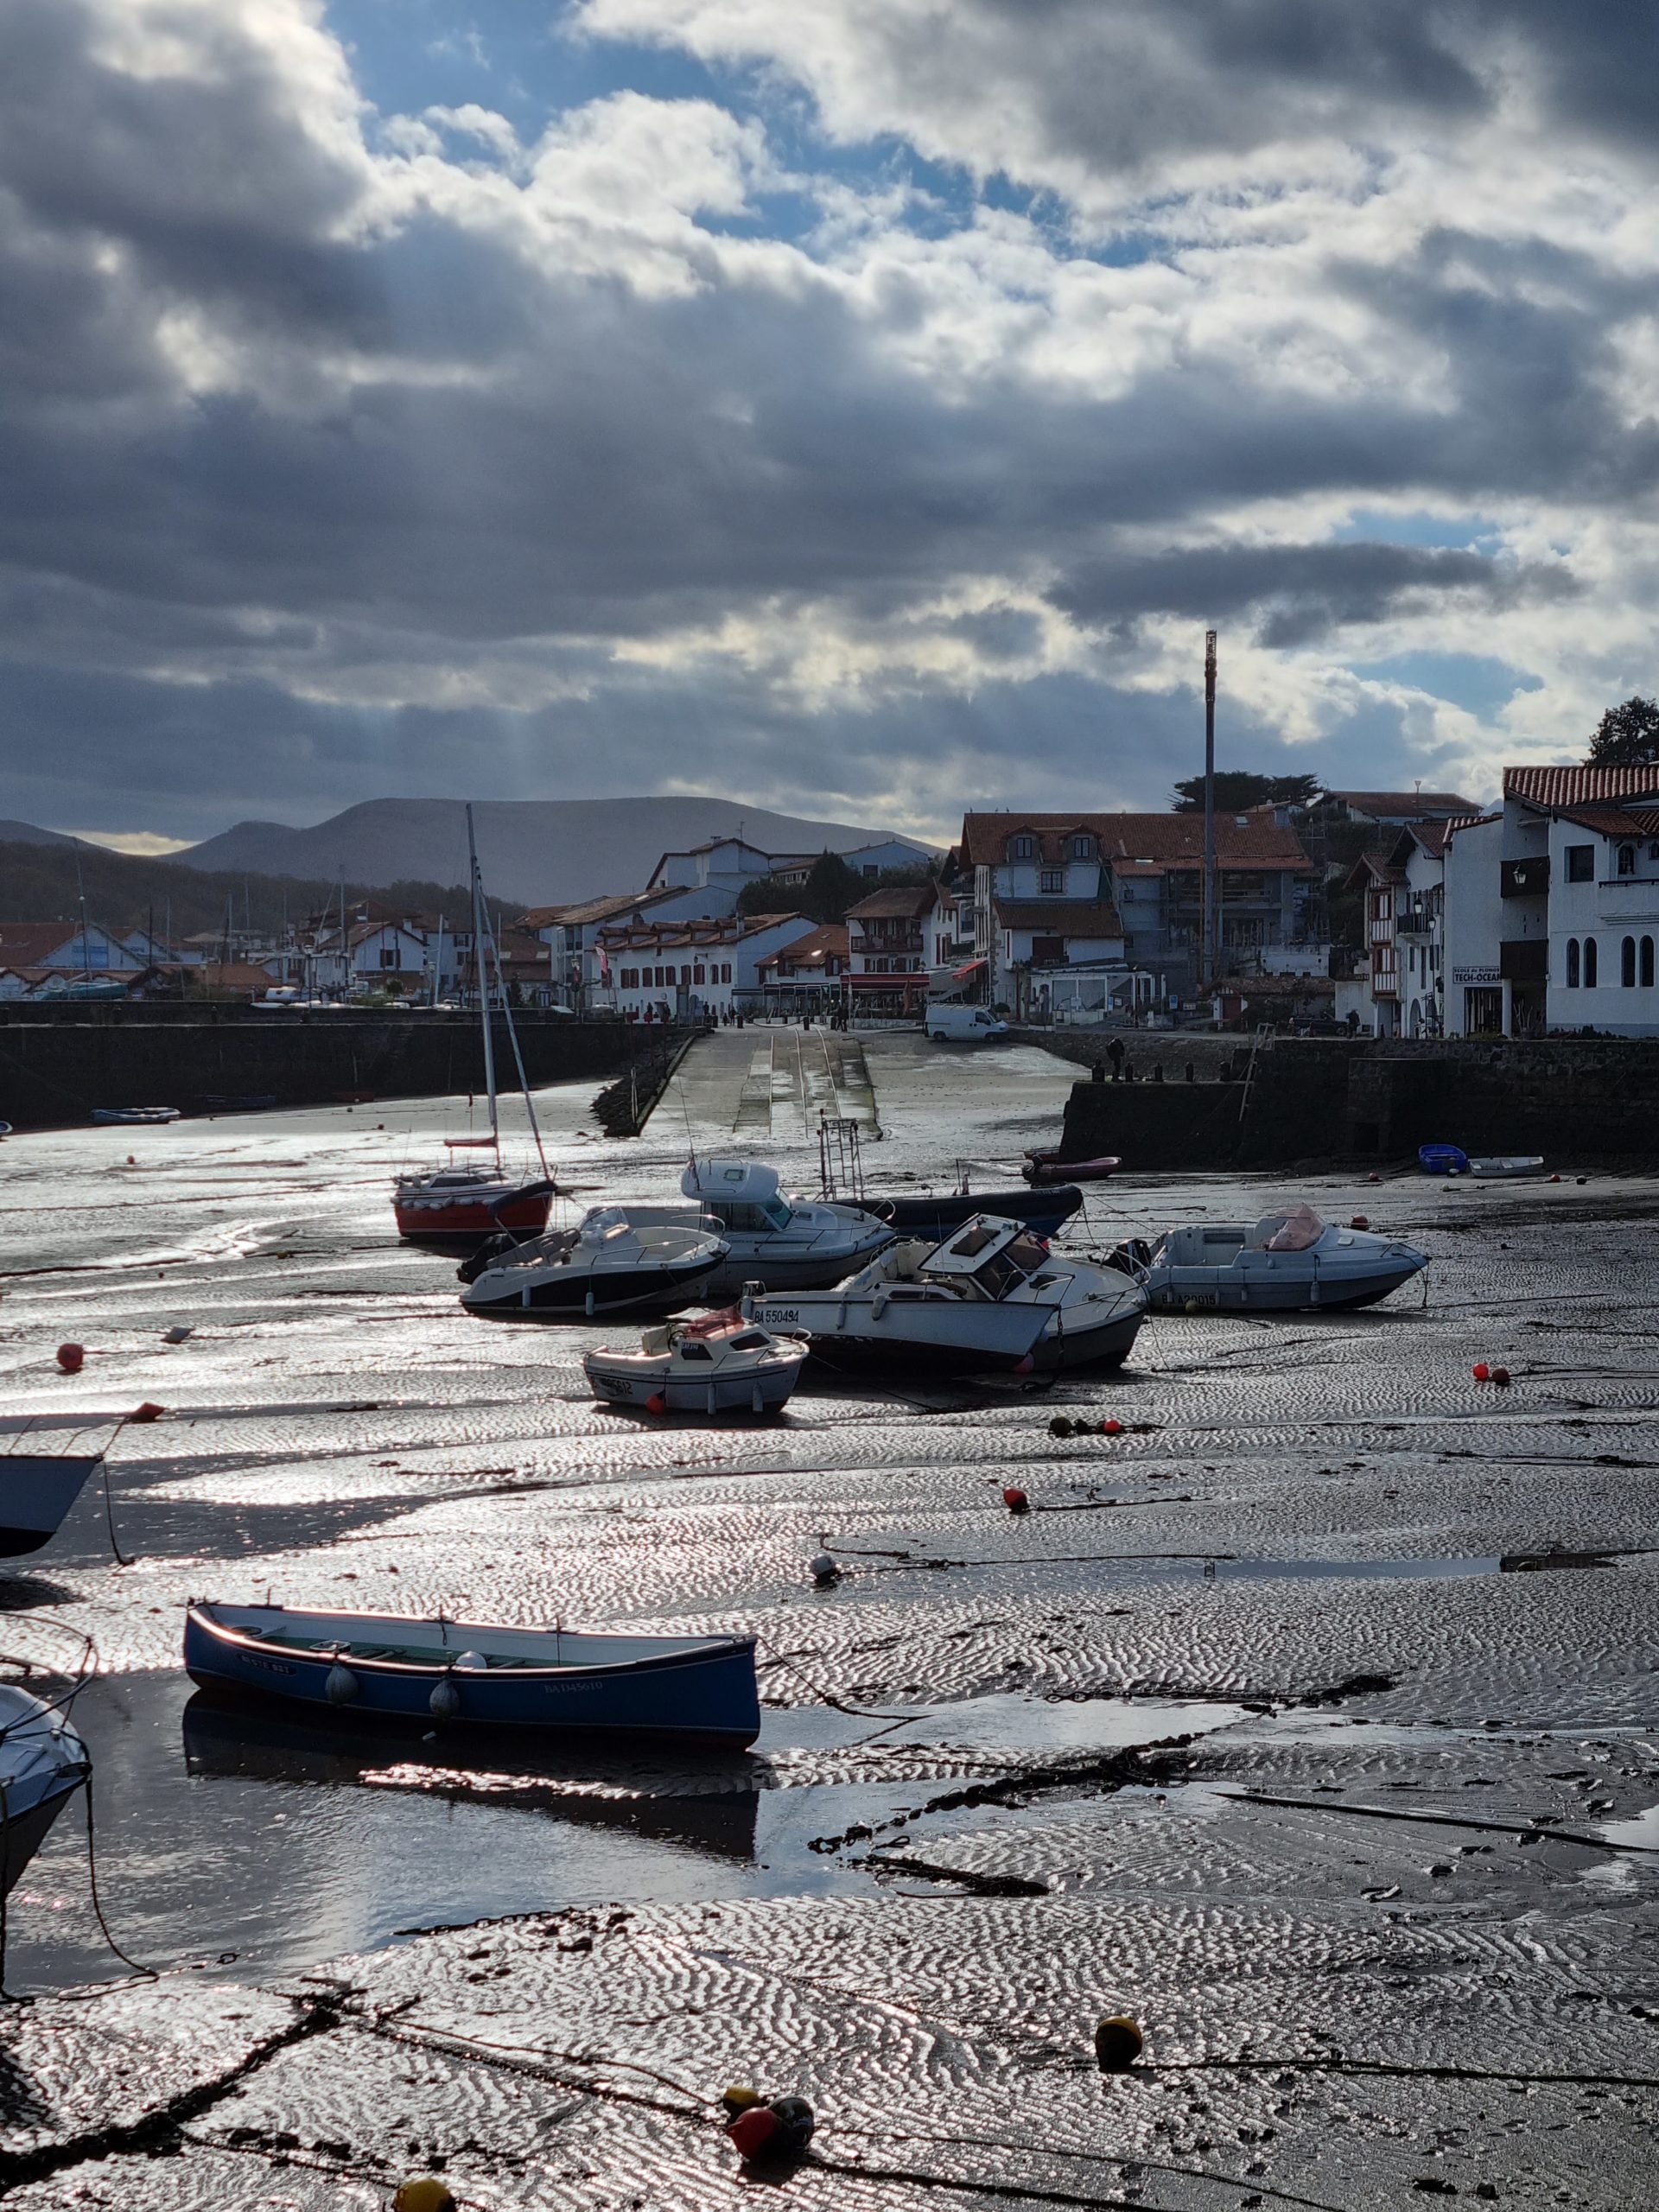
top-left (391, 806), bottom-right (559, 1249)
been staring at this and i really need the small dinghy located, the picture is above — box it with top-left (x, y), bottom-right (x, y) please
top-left (861, 1183), bottom-right (1084, 1240)
top-left (1023, 1149), bottom-right (1120, 1185)
top-left (750, 1213), bottom-right (1147, 1376)
top-left (460, 1205), bottom-right (728, 1320)
top-left (1468, 1155), bottom-right (1547, 1179)
top-left (0, 1414), bottom-right (116, 1556)
top-left (1125, 1204), bottom-right (1428, 1313)
top-left (1419, 1142), bottom-right (1469, 1176)
top-left (584, 1308), bottom-right (807, 1414)
top-left (0, 1685), bottom-right (90, 1896)
top-left (184, 1603), bottom-right (760, 1747)
top-left (92, 1105), bottom-right (180, 1126)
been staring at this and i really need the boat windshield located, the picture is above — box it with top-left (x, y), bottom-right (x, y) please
top-left (762, 1195), bottom-right (793, 1231)
top-left (1256, 1205), bottom-right (1325, 1251)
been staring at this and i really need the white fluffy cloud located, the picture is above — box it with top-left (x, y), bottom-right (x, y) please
top-left (0, 0), bottom-right (1656, 838)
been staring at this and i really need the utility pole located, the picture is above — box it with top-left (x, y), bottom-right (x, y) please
top-left (1202, 628), bottom-right (1217, 995)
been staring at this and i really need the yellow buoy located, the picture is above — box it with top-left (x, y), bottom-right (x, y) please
top-left (1094, 2014), bottom-right (1144, 2071)
top-left (394, 2179), bottom-right (456, 2212)
top-left (721, 2083), bottom-right (763, 2114)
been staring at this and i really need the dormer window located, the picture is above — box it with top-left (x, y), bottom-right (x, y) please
top-left (1009, 835), bottom-right (1034, 861)
top-left (1618, 843), bottom-right (1636, 877)
top-left (1071, 835), bottom-right (1095, 861)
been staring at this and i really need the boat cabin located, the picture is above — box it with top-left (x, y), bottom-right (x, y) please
top-left (682, 1158), bottom-right (797, 1232)
top-left (918, 1216), bottom-right (1058, 1302)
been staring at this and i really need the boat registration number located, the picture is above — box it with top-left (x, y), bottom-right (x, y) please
top-left (767, 1310), bottom-right (801, 1326)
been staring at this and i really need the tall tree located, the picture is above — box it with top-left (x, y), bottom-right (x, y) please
top-left (1586, 696), bottom-right (1659, 768)
top-left (736, 849), bottom-right (866, 925)
top-left (1171, 772), bottom-right (1320, 813)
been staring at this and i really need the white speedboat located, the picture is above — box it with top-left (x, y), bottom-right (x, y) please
top-left (460, 1206), bottom-right (727, 1321)
top-left (1127, 1205), bottom-right (1427, 1313)
top-left (584, 1309), bottom-right (808, 1414)
top-left (0, 1414), bottom-right (116, 1555)
top-left (1, 1685), bottom-right (90, 1895)
top-left (677, 1159), bottom-right (895, 1296)
top-left (747, 1213), bottom-right (1147, 1376)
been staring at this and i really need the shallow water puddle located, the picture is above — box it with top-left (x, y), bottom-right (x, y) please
top-left (3, 1675), bottom-right (1244, 1992)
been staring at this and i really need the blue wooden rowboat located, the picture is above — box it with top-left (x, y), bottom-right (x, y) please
top-left (183, 1602), bottom-right (760, 1748)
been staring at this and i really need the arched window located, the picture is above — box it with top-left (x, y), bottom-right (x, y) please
top-left (1643, 937), bottom-right (1656, 989)
top-left (1584, 936), bottom-right (1599, 988)
top-left (1566, 938), bottom-right (1580, 988)
top-left (1618, 844), bottom-right (1636, 877)
top-left (1623, 936), bottom-right (1637, 988)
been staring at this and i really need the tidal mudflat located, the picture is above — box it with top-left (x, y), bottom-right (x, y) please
top-left (1, 1034), bottom-right (1656, 2207)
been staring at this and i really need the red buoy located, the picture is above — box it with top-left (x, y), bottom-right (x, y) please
top-left (645, 1392), bottom-right (667, 1416)
top-left (1350, 1214), bottom-right (1370, 1230)
top-left (1002, 1485), bottom-right (1029, 1513)
top-left (728, 2106), bottom-right (779, 2162)
top-left (1491, 1366), bottom-right (1511, 1388)
top-left (1102, 1417), bottom-right (1122, 1436)
top-left (1548, 1173), bottom-right (1561, 1184)
top-left (56, 1343), bottom-right (84, 1374)
top-left (1366, 1171), bottom-right (1380, 1184)
top-left (1471, 1361), bottom-right (1490, 1382)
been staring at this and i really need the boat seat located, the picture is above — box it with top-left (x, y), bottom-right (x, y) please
top-left (255, 1630), bottom-right (547, 1669)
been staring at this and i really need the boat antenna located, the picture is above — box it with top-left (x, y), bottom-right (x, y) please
top-left (467, 804), bottom-right (500, 1155)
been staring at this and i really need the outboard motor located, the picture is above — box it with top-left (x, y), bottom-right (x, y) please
top-left (1104, 1236), bottom-right (1153, 1280)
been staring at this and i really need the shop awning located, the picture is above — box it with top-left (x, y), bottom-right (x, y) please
top-left (951, 957), bottom-right (988, 981)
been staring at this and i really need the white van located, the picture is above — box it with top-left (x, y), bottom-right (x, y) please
top-left (924, 1003), bottom-right (1009, 1042)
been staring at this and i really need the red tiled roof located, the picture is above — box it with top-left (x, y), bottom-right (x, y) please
top-left (1503, 765), bottom-right (1659, 809)
top-left (1344, 850), bottom-right (1407, 891)
top-left (757, 924), bottom-right (849, 971)
top-left (0, 923), bottom-right (83, 964)
top-left (598, 911), bottom-right (803, 953)
top-left (1320, 789), bottom-right (1481, 817)
top-left (993, 899), bottom-right (1124, 934)
top-left (1551, 805), bottom-right (1659, 839)
top-left (958, 810), bottom-right (1312, 874)
top-left (844, 886), bottom-right (936, 919)
top-left (522, 889), bottom-right (678, 929)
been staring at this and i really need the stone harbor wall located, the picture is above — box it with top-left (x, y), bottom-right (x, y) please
top-left (1056, 1036), bottom-right (1659, 1170)
top-left (0, 1007), bottom-right (667, 1130)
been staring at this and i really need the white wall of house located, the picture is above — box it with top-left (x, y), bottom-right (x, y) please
top-left (604, 914), bottom-right (809, 1016)
top-left (1396, 840), bottom-right (1445, 1038)
top-left (1443, 817), bottom-right (1507, 1035)
top-left (1546, 817), bottom-right (1659, 1034)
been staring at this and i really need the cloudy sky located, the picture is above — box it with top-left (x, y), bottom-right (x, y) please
top-left (3, 1), bottom-right (1656, 849)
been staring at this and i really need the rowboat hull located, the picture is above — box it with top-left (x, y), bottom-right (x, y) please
top-left (0, 1430), bottom-right (103, 1556)
top-left (1, 1774), bottom-right (83, 1897)
top-left (1023, 1154), bottom-right (1120, 1185)
top-left (394, 1189), bottom-right (552, 1246)
top-left (584, 1351), bottom-right (804, 1414)
top-left (183, 1605), bottom-right (761, 1748)
top-left (862, 1186), bottom-right (1084, 1240)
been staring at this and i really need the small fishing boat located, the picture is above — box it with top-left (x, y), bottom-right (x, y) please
top-left (1468, 1155), bottom-right (1547, 1179)
top-left (0, 1686), bottom-right (90, 1895)
top-left (749, 1213), bottom-right (1146, 1376)
top-left (1419, 1143), bottom-right (1469, 1176)
top-left (1124, 1205), bottom-right (1428, 1313)
top-left (861, 1183), bottom-right (1084, 1241)
top-left (461, 1205), bottom-right (728, 1320)
top-left (584, 1308), bottom-right (807, 1414)
top-left (92, 1105), bottom-right (181, 1126)
top-left (183, 1603), bottom-right (761, 1747)
top-left (0, 1414), bottom-right (115, 1556)
top-left (1023, 1149), bottom-right (1120, 1185)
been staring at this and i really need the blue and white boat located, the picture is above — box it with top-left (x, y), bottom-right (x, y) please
top-left (183, 1602), bottom-right (760, 1748)
top-left (1, 1684), bottom-right (90, 1896)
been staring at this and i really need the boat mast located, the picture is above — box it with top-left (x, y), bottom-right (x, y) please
top-left (467, 804), bottom-right (499, 1151)
top-left (479, 893), bottom-right (548, 1175)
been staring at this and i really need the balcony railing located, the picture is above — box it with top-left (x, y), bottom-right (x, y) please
top-left (1501, 856), bottom-right (1549, 899)
top-left (1597, 878), bottom-right (1659, 919)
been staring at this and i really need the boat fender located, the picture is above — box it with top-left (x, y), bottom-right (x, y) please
top-left (1002, 1485), bottom-right (1029, 1514)
top-left (870, 1290), bottom-right (890, 1320)
top-left (721, 2084), bottom-right (764, 2115)
top-left (751, 1382), bottom-right (764, 1414)
top-left (56, 1342), bottom-right (85, 1374)
top-left (429, 1676), bottom-right (462, 1719)
top-left (809, 1551), bottom-right (839, 1586)
top-left (727, 2106), bottom-right (779, 2162)
top-left (645, 1392), bottom-right (667, 1416)
top-left (394, 2181), bottom-right (456, 2212)
top-left (1094, 2014), bottom-right (1144, 2072)
top-left (585, 1289), bottom-right (595, 1318)
top-left (324, 1662), bottom-right (359, 1705)
top-left (768, 2096), bottom-right (816, 2152)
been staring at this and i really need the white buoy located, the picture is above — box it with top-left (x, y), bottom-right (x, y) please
top-left (429, 1676), bottom-right (462, 1719)
top-left (324, 1662), bottom-right (359, 1705)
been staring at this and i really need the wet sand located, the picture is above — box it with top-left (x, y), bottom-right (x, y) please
top-left (1, 1033), bottom-right (1656, 2206)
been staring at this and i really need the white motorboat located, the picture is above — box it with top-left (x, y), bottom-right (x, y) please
top-left (583, 1308), bottom-right (808, 1414)
top-left (0, 1684), bottom-right (90, 1895)
top-left (92, 1106), bottom-right (180, 1126)
top-left (674, 1159), bottom-right (894, 1295)
top-left (460, 1206), bottom-right (728, 1321)
top-left (1125, 1205), bottom-right (1427, 1313)
top-left (0, 1414), bottom-right (116, 1556)
top-left (747, 1213), bottom-right (1147, 1376)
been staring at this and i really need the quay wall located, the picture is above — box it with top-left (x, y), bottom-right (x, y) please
top-left (1057, 1037), bottom-right (1659, 1170)
top-left (0, 1006), bottom-right (668, 1131)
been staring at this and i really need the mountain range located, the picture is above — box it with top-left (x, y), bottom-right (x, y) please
top-left (172, 798), bottom-right (931, 905)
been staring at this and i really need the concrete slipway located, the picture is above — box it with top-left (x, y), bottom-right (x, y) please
top-left (0, 1031), bottom-right (1655, 2208)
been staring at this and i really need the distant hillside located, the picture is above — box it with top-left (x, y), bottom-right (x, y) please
top-left (0, 820), bottom-right (82, 849)
top-left (178, 797), bottom-right (934, 905)
top-left (0, 841), bottom-right (517, 943)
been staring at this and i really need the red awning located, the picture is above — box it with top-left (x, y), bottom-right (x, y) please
top-left (951, 957), bottom-right (988, 981)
